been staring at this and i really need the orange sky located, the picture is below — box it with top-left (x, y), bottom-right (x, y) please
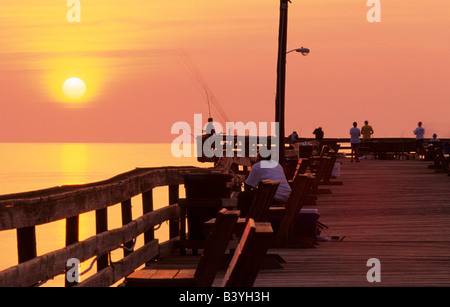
top-left (1, 0), bottom-right (449, 142)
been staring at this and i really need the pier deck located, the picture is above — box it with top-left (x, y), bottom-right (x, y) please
top-left (221, 159), bottom-right (450, 286)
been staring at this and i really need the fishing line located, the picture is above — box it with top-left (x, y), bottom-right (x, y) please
top-left (177, 51), bottom-right (231, 124)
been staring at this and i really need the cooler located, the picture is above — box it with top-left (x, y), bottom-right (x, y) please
top-left (292, 208), bottom-right (320, 237)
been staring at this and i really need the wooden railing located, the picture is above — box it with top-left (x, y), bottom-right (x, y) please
top-left (0, 166), bottom-right (208, 287)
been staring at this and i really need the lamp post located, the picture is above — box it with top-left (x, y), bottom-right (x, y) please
top-left (275, 0), bottom-right (309, 166)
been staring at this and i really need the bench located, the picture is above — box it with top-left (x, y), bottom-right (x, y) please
top-left (319, 152), bottom-right (343, 186)
top-left (426, 144), bottom-right (449, 174)
top-left (245, 180), bottom-right (280, 221)
top-left (203, 180), bottom-right (283, 269)
top-left (297, 156), bottom-right (332, 194)
top-left (124, 208), bottom-right (240, 287)
top-left (221, 219), bottom-right (274, 287)
top-left (268, 173), bottom-right (316, 248)
top-left (203, 179), bottom-right (280, 227)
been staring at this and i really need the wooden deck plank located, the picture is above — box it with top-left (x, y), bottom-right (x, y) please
top-left (225, 159), bottom-right (450, 287)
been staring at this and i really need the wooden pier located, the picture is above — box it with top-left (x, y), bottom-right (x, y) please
top-left (244, 159), bottom-right (450, 287)
top-left (1, 154), bottom-right (449, 287)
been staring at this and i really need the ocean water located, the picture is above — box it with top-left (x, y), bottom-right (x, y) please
top-left (0, 143), bottom-right (212, 286)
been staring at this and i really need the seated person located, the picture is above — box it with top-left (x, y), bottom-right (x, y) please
top-left (430, 133), bottom-right (441, 146)
top-left (237, 154), bottom-right (292, 217)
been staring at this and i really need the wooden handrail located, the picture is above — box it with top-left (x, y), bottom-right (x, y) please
top-left (0, 166), bottom-right (201, 230)
top-left (0, 166), bottom-right (209, 287)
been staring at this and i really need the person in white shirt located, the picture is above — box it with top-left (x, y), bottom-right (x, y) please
top-left (413, 122), bottom-right (425, 158)
top-left (237, 154), bottom-right (291, 217)
top-left (349, 122), bottom-right (361, 163)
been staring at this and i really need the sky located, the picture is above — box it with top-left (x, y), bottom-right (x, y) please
top-left (0, 0), bottom-right (449, 143)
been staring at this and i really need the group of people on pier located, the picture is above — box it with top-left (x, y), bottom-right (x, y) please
top-left (349, 121), bottom-right (374, 162)
top-left (289, 120), bottom-right (441, 162)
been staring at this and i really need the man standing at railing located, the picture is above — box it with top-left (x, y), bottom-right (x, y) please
top-left (350, 122), bottom-right (361, 163)
top-left (413, 121), bottom-right (425, 159)
top-left (361, 120), bottom-right (374, 142)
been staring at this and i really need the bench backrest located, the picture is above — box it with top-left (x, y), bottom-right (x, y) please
top-left (275, 174), bottom-right (314, 242)
top-left (221, 219), bottom-right (273, 287)
top-left (321, 154), bottom-right (337, 182)
top-left (246, 180), bottom-right (280, 222)
top-left (194, 208), bottom-right (240, 286)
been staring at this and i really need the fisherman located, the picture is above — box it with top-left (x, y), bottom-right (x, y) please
top-left (205, 117), bottom-right (216, 136)
top-left (237, 153), bottom-right (291, 217)
top-left (313, 127), bottom-right (324, 140)
top-left (288, 131), bottom-right (299, 144)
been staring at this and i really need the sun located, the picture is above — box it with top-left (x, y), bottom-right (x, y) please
top-left (62, 77), bottom-right (87, 100)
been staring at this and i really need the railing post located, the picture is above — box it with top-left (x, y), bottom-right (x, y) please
top-left (66, 216), bottom-right (79, 246)
top-left (17, 226), bottom-right (37, 264)
top-left (121, 199), bottom-right (133, 257)
top-left (95, 208), bottom-right (108, 271)
top-left (65, 215), bottom-right (79, 287)
top-left (168, 185), bottom-right (179, 239)
top-left (142, 190), bottom-right (154, 244)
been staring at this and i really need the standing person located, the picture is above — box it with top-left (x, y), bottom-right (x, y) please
top-left (313, 127), bottom-right (324, 140)
top-left (361, 120), bottom-right (374, 141)
top-left (205, 117), bottom-right (216, 136)
top-left (413, 121), bottom-right (425, 159)
top-left (350, 122), bottom-right (361, 163)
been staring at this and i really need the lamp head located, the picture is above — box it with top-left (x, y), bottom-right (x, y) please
top-left (296, 47), bottom-right (310, 56)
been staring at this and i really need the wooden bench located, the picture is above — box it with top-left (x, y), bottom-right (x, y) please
top-left (268, 173), bottom-right (316, 248)
top-left (319, 152), bottom-right (343, 186)
top-left (295, 155), bottom-right (333, 194)
top-left (245, 180), bottom-right (280, 221)
top-left (176, 197), bottom-right (238, 254)
top-left (203, 180), bottom-right (283, 269)
top-left (124, 208), bottom-right (240, 287)
top-left (309, 156), bottom-right (333, 194)
top-left (203, 179), bottom-right (280, 230)
top-left (426, 144), bottom-right (449, 174)
top-left (221, 219), bottom-right (274, 287)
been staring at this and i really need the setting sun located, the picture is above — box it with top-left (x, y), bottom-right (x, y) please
top-left (62, 77), bottom-right (86, 100)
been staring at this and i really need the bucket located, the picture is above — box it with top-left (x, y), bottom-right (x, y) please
top-left (331, 163), bottom-right (340, 178)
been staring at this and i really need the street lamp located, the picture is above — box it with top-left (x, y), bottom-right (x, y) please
top-left (286, 47), bottom-right (310, 56)
top-left (276, 1), bottom-right (313, 167)
top-left (275, 28), bottom-right (310, 166)
top-left (275, 45), bottom-right (309, 166)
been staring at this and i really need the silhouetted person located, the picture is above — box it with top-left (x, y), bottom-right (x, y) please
top-left (430, 133), bottom-right (441, 147)
top-left (413, 121), bottom-right (425, 159)
top-left (205, 117), bottom-right (216, 136)
top-left (313, 127), bottom-right (324, 140)
top-left (350, 122), bottom-right (361, 163)
top-left (431, 133), bottom-right (440, 142)
top-left (288, 131), bottom-right (299, 144)
top-left (361, 120), bottom-right (374, 141)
